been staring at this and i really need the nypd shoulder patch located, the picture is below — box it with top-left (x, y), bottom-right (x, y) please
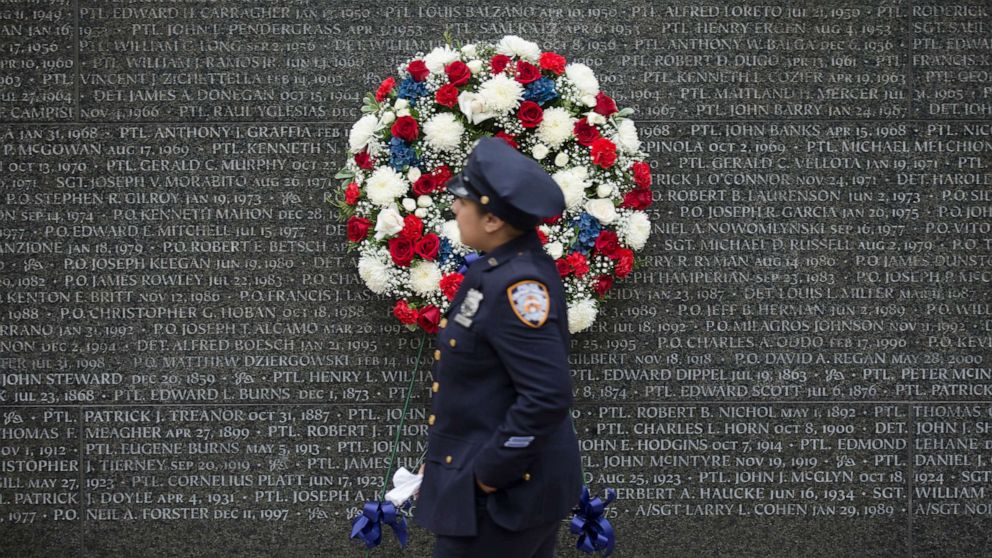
top-left (507, 280), bottom-right (550, 328)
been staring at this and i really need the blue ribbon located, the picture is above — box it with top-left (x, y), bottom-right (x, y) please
top-left (457, 252), bottom-right (481, 274)
top-left (569, 486), bottom-right (617, 557)
top-left (349, 500), bottom-right (409, 549)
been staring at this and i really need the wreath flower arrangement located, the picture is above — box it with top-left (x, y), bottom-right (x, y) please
top-left (335, 34), bottom-right (653, 334)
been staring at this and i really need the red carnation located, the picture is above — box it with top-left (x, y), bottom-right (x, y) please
top-left (354, 150), bottom-right (374, 170)
top-left (407, 60), bottom-right (429, 82)
top-left (391, 116), bottom-right (419, 142)
top-left (490, 54), bottom-right (511, 73)
top-left (388, 236), bottom-right (415, 267)
top-left (539, 52), bottom-right (566, 74)
top-left (517, 101), bottom-right (543, 128)
top-left (432, 165), bottom-right (453, 189)
top-left (535, 227), bottom-right (548, 245)
top-left (344, 182), bottom-right (360, 205)
top-left (417, 305), bottom-right (441, 334)
top-left (594, 230), bottom-right (620, 258)
top-left (555, 258), bottom-right (571, 277)
top-left (495, 131), bottom-right (518, 150)
top-left (399, 214), bottom-right (423, 241)
top-left (566, 252), bottom-right (589, 277)
top-left (573, 119), bottom-right (601, 147)
top-left (590, 137), bottom-right (618, 169)
top-left (435, 83), bottom-right (459, 108)
top-left (393, 300), bottom-right (418, 325)
top-left (439, 273), bottom-right (464, 301)
top-left (415, 233), bottom-right (440, 260)
top-left (412, 174), bottom-right (436, 196)
top-left (632, 161), bottom-right (652, 189)
top-left (594, 92), bottom-right (618, 116)
top-left (346, 216), bottom-right (371, 242)
top-left (593, 275), bottom-right (614, 297)
top-left (375, 76), bottom-right (396, 102)
top-left (445, 61), bottom-right (471, 86)
top-left (515, 60), bottom-right (541, 84)
top-left (614, 248), bottom-right (634, 278)
top-left (542, 214), bottom-right (561, 225)
top-left (621, 188), bottom-right (652, 210)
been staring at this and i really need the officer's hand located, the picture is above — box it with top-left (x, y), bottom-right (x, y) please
top-left (475, 476), bottom-right (497, 494)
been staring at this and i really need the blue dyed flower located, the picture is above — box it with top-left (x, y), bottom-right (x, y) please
top-left (397, 77), bottom-right (428, 108)
top-left (572, 212), bottom-right (601, 254)
top-left (389, 136), bottom-right (419, 171)
top-left (438, 237), bottom-right (454, 266)
top-left (524, 78), bottom-right (558, 106)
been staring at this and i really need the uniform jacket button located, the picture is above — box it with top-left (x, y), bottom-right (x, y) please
top-left (432, 381), bottom-right (439, 393)
top-left (428, 414), bottom-right (436, 425)
top-left (523, 472), bottom-right (531, 481)
top-left (449, 338), bottom-right (457, 348)
top-left (439, 318), bottom-right (447, 328)
top-left (445, 455), bottom-right (453, 464)
top-left (434, 349), bottom-right (441, 360)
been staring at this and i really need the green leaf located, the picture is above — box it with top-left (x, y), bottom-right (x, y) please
top-left (617, 107), bottom-right (635, 117)
top-left (335, 168), bottom-right (355, 179)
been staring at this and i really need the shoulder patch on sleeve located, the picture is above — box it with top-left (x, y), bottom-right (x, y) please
top-left (507, 280), bottom-right (550, 328)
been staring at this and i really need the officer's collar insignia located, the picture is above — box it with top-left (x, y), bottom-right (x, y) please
top-left (454, 288), bottom-right (483, 327)
top-left (507, 280), bottom-right (550, 328)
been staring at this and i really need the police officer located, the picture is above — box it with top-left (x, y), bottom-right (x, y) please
top-left (412, 137), bottom-right (583, 558)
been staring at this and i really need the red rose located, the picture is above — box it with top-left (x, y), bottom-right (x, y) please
top-left (412, 174), bottom-right (436, 196)
top-left (590, 137), bottom-right (618, 169)
top-left (399, 214), bottom-right (423, 241)
top-left (346, 216), bottom-right (371, 242)
top-left (432, 165), bottom-right (452, 190)
top-left (517, 101), bottom-right (543, 128)
top-left (388, 236), bottom-right (415, 267)
top-left (542, 214), bottom-right (561, 225)
top-left (594, 92), bottom-right (618, 116)
top-left (515, 60), bottom-right (541, 84)
top-left (407, 60), bottom-right (429, 82)
top-left (621, 188), bottom-right (652, 210)
top-left (354, 150), bottom-right (374, 170)
top-left (439, 273), bottom-right (464, 301)
top-left (375, 77), bottom-right (396, 102)
top-left (573, 119), bottom-right (601, 147)
top-left (614, 248), bottom-right (634, 278)
top-left (632, 161), bottom-right (652, 189)
top-left (415, 233), bottom-right (440, 261)
top-left (535, 226), bottom-right (548, 245)
top-left (491, 54), bottom-right (511, 73)
top-left (495, 131), bottom-right (518, 150)
top-left (393, 300), bottom-right (418, 324)
top-left (594, 230), bottom-right (620, 258)
top-left (566, 252), bottom-right (589, 277)
top-left (593, 275), bottom-right (614, 297)
top-left (417, 305), bottom-right (441, 334)
top-left (344, 182), bottom-right (360, 205)
top-left (555, 258), bottom-right (571, 277)
top-left (391, 116), bottom-right (419, 142)
top-left (435, 83), bottom-right (459, 108)
top-left (445, 61), bottom-right (471, 86)
top-left (539, 52), bottom-right (566, 74)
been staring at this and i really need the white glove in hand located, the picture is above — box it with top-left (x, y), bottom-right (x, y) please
top-left (385, 466), bottom-right (424, 507)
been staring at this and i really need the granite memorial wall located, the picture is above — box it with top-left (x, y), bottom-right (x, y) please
top-left (1, 1), bottom-right (991, 556)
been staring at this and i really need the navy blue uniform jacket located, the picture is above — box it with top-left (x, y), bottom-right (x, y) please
top-left (413, 230), bottom-right (583, 537)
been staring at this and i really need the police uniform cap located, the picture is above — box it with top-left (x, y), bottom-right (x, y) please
top-left (447, 137), bottom-right (565, 230)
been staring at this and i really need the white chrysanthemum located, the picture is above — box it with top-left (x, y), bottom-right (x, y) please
top-left (585, 198), bottom-right (618, 225)
top-left (626, 211), bottom-right (651, 250)
top-left (568, 298), bottom-right (598, 333)
top-left (478, 74), bottom-right (524, 114)
top-left (565, 63), bottom-right (599, 97)
top-left (458, 91), bottom-right (496, 125)
top-left (374, 206), bottom-right (404, 240)
top-left (410, 261), bottom-right (442, 295)
top-left (545, 241), bottom-right (564, 260)
top-left (358, 253), bottom-right (391, 294)
top-left (536, 107), bottom-right (575, 148)
top-left (442, 219), bottom-right (463, 247)
top-left (496, 35), bottom-right (541, 61)
top-left (424, 45), bottom-right (460, 73)
top-left (349, 114), bottom-right (379, 152)
top-left (552, 167), bottom-right (589, 210)
top-left (365, 167), bottom-right (408, 206)
top-left (423, 112), bottom-right (464, 152)
top-left (612, 119), bottom-right (641, 154)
